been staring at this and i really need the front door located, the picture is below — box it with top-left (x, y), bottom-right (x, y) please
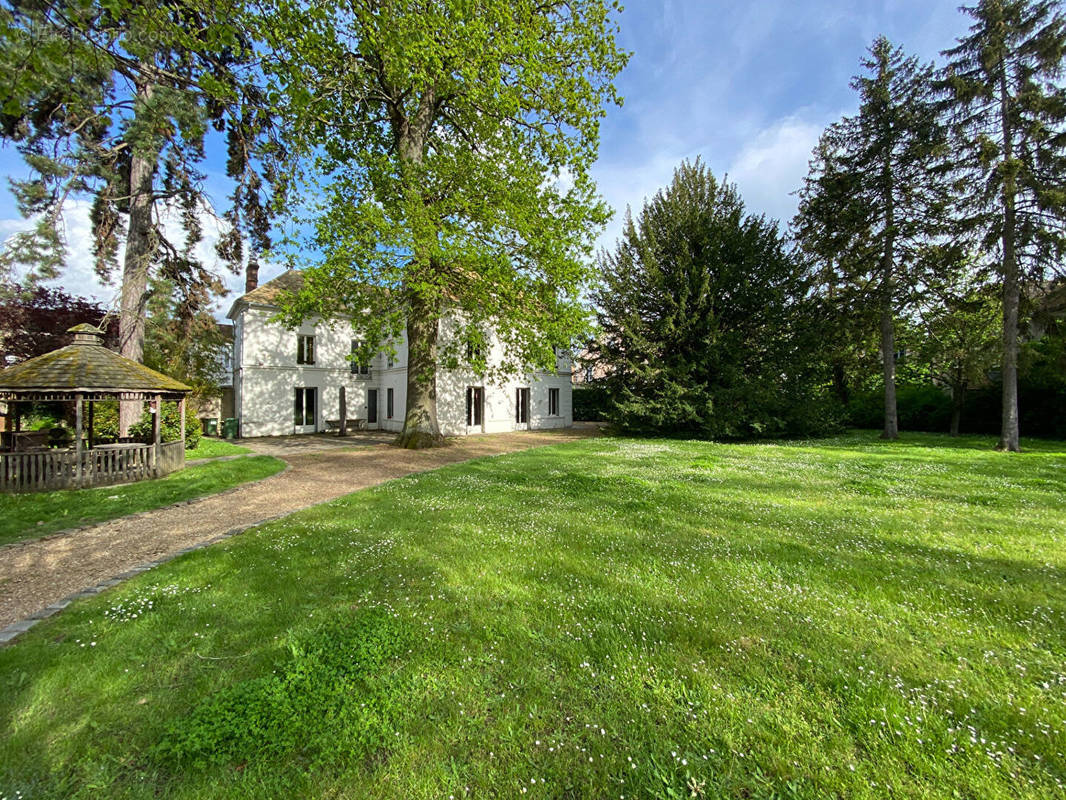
top-left (515, 387), bottom-right (530, 430)
top-left (293, 387), bottom-right (317, 433)
top-left (367, 389), bottom-right (378, 427)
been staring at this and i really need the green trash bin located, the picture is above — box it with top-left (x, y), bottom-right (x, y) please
top-left (223, 418), bottom-right (238, 440)
top-left (204, 418), bottom-right (218, 437)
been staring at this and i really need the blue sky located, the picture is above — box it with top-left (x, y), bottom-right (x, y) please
top-left (0, 0), bottom-right (972, 309)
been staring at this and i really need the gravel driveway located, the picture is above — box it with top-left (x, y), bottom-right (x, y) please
top-left (0, 426), bottom-right (600, 635)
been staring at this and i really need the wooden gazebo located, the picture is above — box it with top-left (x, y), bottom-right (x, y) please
top-left (0, 324), bottom-right (191, 493)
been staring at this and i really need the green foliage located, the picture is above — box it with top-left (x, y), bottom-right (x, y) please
top-left (572, 384), bottom-right (611, 421)
top-left (596, 160), bottom-right (840, 439)
top-left (265, 0), bottom-right (628, 442)
top-left (89, 400), bottom-right (120, 441)
top-left (0, 0), bottom-right (278, 325)
top-left (795, 37), bottom-right (949, 437)
top-left (128, 402), bottom-right (202, 450)
top-left (847, 384), bottom-right (954, 431)
top-left (938, 0), bottom-right (1066, 448)
top-left (142, 278), bottom-right (229, 402)
top-left (155, 609), bottom-right (410, 770)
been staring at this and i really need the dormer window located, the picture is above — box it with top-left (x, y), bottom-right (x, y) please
top-left (297, 334), bottom-right (315, 365)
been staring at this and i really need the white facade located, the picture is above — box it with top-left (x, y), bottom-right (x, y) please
top-left (228, 292), bottom-right (572, 438)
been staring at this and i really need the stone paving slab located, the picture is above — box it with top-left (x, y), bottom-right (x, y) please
top-left (0, 426), bottom-right (600, 643)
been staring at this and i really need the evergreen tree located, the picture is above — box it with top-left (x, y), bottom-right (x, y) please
top-left (595, 160), bottom-right (828, 438)
top-left (795, 36), bottom-right (947, 439)
top-left (0, 0), bottom-right (277, 432)
top-left (939, 0), bottom-right (1066, 451)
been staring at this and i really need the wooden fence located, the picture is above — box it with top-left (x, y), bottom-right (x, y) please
top-left (0, 441), bottom-right (185, 493)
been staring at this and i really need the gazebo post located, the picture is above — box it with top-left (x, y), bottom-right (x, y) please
top-left (75, 392), bottom-right (83, 487)
top-left (87, 400), bottom-right (95, 449)
top-left (153, 393), bottom-right (162, 469)
top-left (178, 396), bottom-right (186, 450)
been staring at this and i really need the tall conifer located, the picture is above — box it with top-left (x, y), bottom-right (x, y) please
top-left (796, 37), bottom-right (947, 439)
top-left (939, 0), bottom-right (1066, 451)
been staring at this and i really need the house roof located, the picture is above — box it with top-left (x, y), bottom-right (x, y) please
top-left (227, 269), bottom-right (305, 318)
top-left (0, 324), bottom-right (191, 399)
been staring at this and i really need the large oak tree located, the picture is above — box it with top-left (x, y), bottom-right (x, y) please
top-left (267, 0), bottom-right (627, 448)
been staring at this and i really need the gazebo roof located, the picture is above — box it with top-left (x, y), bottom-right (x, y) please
top-left (0, 324), bottom-right (191, 400)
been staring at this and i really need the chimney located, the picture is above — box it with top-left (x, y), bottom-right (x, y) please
top-left (245, 252), bottom-right (260, 294)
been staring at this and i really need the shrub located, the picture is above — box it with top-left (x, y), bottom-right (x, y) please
top-left (573, 384), bottom-right (611, 421)
top-left (128, 401), bottom-right (202, 450)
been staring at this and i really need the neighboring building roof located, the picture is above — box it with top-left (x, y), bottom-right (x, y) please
top-left (0, 324), bottom-right (191, 398)
top-left (227, 269), bottom-right (305, 319)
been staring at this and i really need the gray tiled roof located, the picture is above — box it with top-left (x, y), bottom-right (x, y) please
top-left (0, 325), bottom-right (190, 395)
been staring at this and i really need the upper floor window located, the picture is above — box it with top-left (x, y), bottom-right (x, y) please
top-left (584, 365), bottom-right (594, 383)
top-left (350, 340), bottom-right (370, 375)
top-left (297, 334), bottom-right (315, 365)
top-left (387, 354), bottom-right (395, 369)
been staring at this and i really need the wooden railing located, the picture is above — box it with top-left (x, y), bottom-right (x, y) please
top-left (0, 440), bottom-right (185, 493)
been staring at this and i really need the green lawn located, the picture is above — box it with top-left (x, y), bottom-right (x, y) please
top-left (1, 432), bottom-right (1064, 799)
top-left (187, 438), bottom-right (252, 459)
top-left (0, 456), bottom-right (284, 546)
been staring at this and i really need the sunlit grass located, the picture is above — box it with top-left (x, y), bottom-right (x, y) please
top-left (0, 456), bottom-right (285, 546)
top-left (187, 439), bottom-right (252, 459)
top-left (0, 432), bottom-right (1063, 799)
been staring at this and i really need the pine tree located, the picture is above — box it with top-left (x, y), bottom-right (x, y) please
top-left (0, 1), bottom-right (278, 432)
top-left (795, 36), bottom-right (948, 439)
top-left (939, 0), bottom-right (1066, 451)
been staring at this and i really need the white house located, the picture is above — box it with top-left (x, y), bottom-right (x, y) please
top-left (226, 270), bottom-right (573, 438)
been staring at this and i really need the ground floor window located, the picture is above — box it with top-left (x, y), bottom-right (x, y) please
top-left (548, 387), bottom-right (559, 416)
top-left (516, 387), bottom-right (529, 424)
top-left (387, 387), bottom-right (394, 419)
top-left (293, 387), bottom-right (317, 427)
top-left (467, 386), bottom-right (484, 426)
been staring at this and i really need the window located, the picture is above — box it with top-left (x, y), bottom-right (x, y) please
top-left (584, 365), bottom-right (594, 383)
top-left (293, 387), bottom-right (316, 426)
top-left (515, 387), bottom-right (529, 424)
top-left (548, 387), bottom-right (559, 416)
top-left (297, 334), bottom-right (315, 365)
top-left (386, 387), bottom-right (394, 419)
top-left (350, 340), bottom-right (370, 375)
top-left (387, 354), bottom-right (394, 369)
top-left (466, 386), bottom-right (484, 426)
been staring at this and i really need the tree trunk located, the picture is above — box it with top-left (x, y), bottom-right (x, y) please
top-left (997, 64), bottom-right (1021, 452)
top-left (879, 166), bottom-right (898, 440)
top-left (396, 292), bottom-right (445, 449)
top-left (880, 304), bottom-right (898, 439)
top-left (950, 383), bottom-right (965, 437)
top-left (118, 77), bottom-right (159, 436)
top-left (338, 386), bottom-right (348, 436)
top-left (398, 292), bottom-right (447, 452)
top-left (391, 88), bottom-right (446, 449)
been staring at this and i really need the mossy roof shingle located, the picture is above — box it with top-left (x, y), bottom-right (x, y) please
top-left (0, 325), bottom-right (190, 395)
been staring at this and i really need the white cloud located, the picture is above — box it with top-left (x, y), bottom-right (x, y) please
top-left (1, 200), bottom-right (284, 320)
top-left (725, 113), bottom-right (829, 226)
